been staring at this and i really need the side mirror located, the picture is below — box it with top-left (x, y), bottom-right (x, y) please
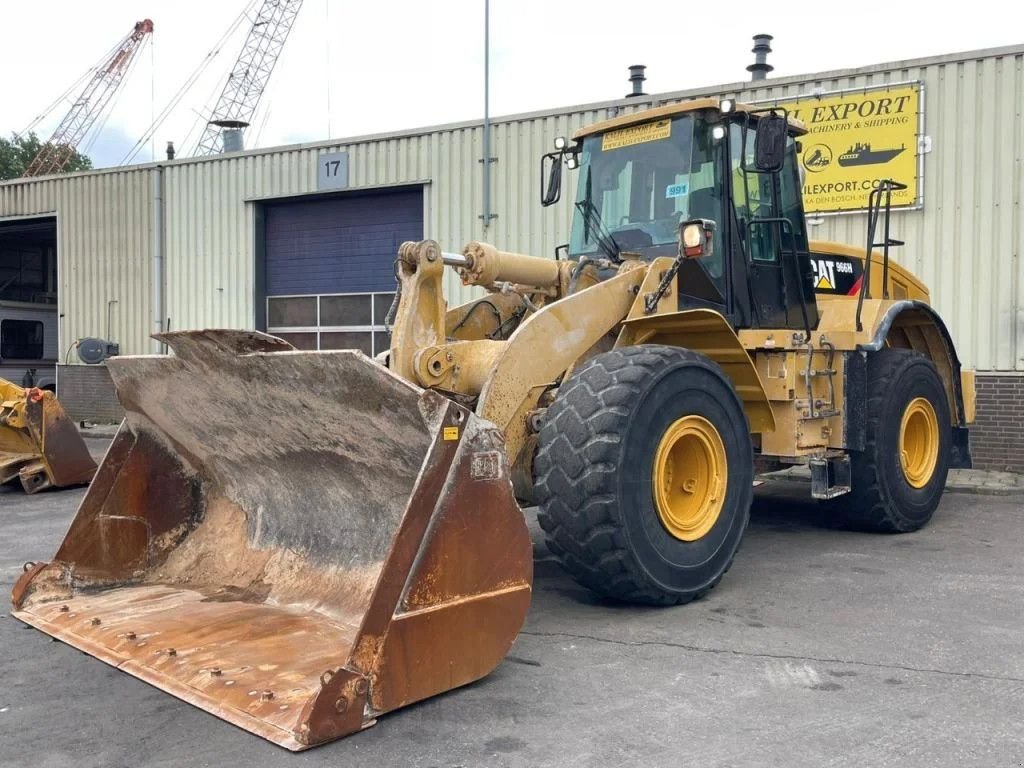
top-left (754, 112), bottom-right (787, 172)
top-left (540, 151), bottom-right (562, 207)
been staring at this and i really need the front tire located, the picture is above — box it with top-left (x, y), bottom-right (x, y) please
top-left (838, 349), bottom-right (951, 532)
top-left (534, 345), bottom-right (752, 605)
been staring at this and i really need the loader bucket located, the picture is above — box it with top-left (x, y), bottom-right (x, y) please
top-left (11, 330), bottom-right (532, 750)
top-left (0, 378), bottom-right (96, 493)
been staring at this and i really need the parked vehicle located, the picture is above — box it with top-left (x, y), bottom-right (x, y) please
top-left (0, 300), bottom-right (58, 391)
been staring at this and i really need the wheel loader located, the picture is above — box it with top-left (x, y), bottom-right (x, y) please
top-left (11, 98), bottom-right (974, 749)
top-left (0, 377), bottom-right (96, 493)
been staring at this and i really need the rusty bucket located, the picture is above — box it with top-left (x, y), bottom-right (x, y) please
top-left (0, 378), bottom-right (96, 493)
top-left (11, 330), bottom-right (532, 750)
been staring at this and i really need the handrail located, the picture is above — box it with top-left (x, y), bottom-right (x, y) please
top-left (855, 179), bottom-right (907, 331)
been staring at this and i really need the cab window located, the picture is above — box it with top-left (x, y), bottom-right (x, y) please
top-left (729, 122), bottom-right (808, 263)
top-left (570, 115), bottom-right (727, 290)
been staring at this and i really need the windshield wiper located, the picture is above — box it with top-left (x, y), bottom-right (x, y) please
top-left (574, 197), bottom-right (621, 263)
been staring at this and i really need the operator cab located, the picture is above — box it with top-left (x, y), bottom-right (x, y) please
top-left (542, 98), bottom-right (819, 332)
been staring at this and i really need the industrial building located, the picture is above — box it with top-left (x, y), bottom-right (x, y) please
top-left (0, 43), bottom-right (1021, 470)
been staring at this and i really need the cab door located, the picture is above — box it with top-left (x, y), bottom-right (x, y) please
top-left (728, 122), bottom-right (818, 331)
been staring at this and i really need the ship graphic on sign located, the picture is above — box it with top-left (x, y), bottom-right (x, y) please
top-left (838, 142), bottom-right (906, 167)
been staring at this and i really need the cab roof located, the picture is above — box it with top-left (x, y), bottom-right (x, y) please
top-left (572, 97), bottom-right (807, 140)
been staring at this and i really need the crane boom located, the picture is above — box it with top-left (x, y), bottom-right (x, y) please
top-left (193, 0), bottom-right (304, 156)
top-left (23, 20), bottom-right (154, 177)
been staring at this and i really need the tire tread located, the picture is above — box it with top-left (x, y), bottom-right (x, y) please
top-left (535, 345), bottom-right (748, 605)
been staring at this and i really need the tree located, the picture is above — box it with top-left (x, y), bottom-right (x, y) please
top-left (0, 133), bottom-right (93, 180)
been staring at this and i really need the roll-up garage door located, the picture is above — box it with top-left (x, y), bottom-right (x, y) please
top-left (263, 187), bottom-right (423, 355)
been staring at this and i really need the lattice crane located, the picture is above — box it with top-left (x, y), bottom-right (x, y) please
top-left (23, 19), bottom-right (154, 177)
top-left (193, 0), bottom-right (304, 155)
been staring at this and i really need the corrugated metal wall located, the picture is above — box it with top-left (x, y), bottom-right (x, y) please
top-left (1, 45), bottom-right (1020, 371)
top-left (0, 170), bottom-right (154, 358)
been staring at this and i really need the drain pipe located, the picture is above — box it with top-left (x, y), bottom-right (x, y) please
top-left (151, 166), bottom-right (165, 352)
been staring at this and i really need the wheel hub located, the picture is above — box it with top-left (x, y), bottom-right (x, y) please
top-left (652, 415), bottom-right (727, 541)
top-left (899, 396), bottom-right (939, 488)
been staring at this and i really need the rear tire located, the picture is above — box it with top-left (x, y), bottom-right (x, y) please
top-left (535, 345), bottom-right (752, 605)
top-left (838, 349), bottom-right (950, 532)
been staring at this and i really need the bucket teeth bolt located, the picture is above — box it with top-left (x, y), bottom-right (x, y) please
top-left (260, 690), bottom-right (274, 702)
top-left (58, 605), bottom-right (69, 612)
top-left (210, 668), bottom-right (222, 676)
top-left (334, 696), bottom-right (348, 713)
top-left (167, 648), bottom-right (177, 656)
top-left (125, 632), bottom-right (136, 640)
top-left (90, 617), bottom-right (101, 626)
top-left (355, 679), bottom-right (369, 695)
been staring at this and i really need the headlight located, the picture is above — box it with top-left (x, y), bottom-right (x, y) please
top-left (682, 223), bottom-right (703, 249)
top-left (553, 136), bottom-right (568, 151)
top-left (679, 219), bottom-right (716, 259)
top-left (566, 155), bottom-right (579, 170)
top-left (719, 98), bottom-right (735, 114)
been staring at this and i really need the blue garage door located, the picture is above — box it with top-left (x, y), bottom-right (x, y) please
top-left (264, 187), bottom-right (423, 355)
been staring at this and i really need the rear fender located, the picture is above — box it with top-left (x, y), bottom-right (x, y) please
top-left (860, 300), bottom-right (969, 427)
top-left (860, 301), bottom-right (972, 468)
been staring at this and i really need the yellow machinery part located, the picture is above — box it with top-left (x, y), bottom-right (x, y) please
top-left (899, 396), bottom-right (940, 488)
top-left (0, 377), bottom-right (96, 493)
top-left (652, 415), bottom-right (728, 541)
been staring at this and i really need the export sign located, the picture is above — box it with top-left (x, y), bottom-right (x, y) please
top-left (770, 84), bottom-right (921, 214)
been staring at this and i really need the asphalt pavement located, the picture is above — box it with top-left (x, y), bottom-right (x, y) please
top-left (1, 442), bottom-right (1022, 768)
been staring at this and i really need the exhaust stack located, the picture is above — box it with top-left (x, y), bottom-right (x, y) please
top-left (626, 65), bottom-right (647, 98)
top-left (210, 119), bottom-right (249, 153)
top-left (747, 34), bottom-right (774, 81)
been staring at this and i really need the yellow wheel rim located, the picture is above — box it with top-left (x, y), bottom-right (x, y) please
top-left (652, 415), bottom-right (727, 541)
top-left (899, 397), bottom-right (939, 488)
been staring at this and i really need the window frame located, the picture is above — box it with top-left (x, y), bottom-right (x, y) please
top-left (265, 291), bottom-right (394, 356)
top-left (0, 318), bottom-right (45, 360)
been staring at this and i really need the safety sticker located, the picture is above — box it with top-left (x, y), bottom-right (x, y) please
top-left (443, 426), bottom-right (460, 441)
top-left (602, 119), bottom-right (671, 151)
top-left (665, 182), bottom-right (689, 198)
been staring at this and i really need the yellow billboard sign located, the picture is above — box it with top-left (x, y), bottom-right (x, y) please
top-left (769, 84), bottom-right (921, 214)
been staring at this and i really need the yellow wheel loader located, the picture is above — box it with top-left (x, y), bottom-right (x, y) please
top-left (0, 378), bottom-right (96, 493)
top-left (12, 98), bottom-right (974, 749)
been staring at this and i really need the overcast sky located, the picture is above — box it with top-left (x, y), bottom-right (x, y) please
top-left (2, 0), bottom-right (1020, 168)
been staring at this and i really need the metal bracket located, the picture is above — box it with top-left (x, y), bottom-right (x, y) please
top-left (810, 455), bottom-right (851, 499)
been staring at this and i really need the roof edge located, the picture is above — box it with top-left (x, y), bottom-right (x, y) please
top-left (3, 42), bottom-right (1021, 186)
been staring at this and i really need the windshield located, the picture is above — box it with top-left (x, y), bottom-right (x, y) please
top-left (569, 115), bottom-right (722, 261)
